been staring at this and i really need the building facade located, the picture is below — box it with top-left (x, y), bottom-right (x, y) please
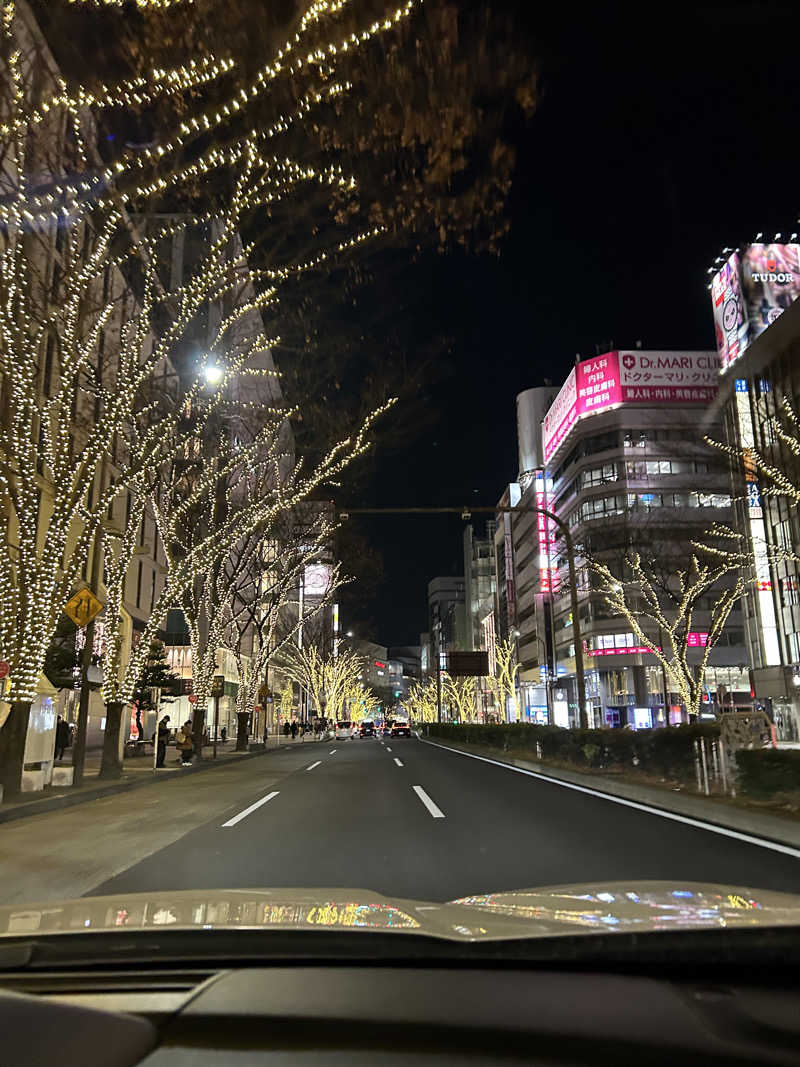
top-left (711, 247), bottom-right (800, 740)
top-left (540, 350), bottom-right (749, 728)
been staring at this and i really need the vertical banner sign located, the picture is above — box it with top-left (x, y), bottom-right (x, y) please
top-left (534, 470), bottom-right (551, 593)
top-left (735, 379), bottom-right (780, 664)
top-left (576, 352), bottom-right (622, 413)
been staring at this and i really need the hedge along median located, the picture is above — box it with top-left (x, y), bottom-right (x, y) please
top-left (735, 749), bottom-right (800, 801)
top-left (425, 722), bottom-right (721, 786)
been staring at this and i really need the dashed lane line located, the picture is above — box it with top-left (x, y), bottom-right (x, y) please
top-left (221, 791), bottom-right (279, 828)
top-left (306, 761), bottom-right (322, 771)
top-left (412, 785), bottom-right (445, 819)
top-left (394, 758), bottom-right (404, 767)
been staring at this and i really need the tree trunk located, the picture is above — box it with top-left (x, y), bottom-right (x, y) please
top-left (192, 707), bottom-right (206, 761)
top-left (236, 711), bottom-right (249, 751)
top-left (0, 701), bottom-right (33, 799)
top-left (99, 701), bottom-right (126, 779)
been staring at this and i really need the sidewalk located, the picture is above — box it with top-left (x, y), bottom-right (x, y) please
top-left (421, 735), bottom-right (800, 850)
top-left (0, 733), bottom-right (324, 826)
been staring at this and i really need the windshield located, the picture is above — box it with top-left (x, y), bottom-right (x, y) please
top-left (1, 0), bottom-right (800, 961)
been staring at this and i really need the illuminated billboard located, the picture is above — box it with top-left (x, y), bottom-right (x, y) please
top-left (711, 242), bottom-right (800, 372)
top-left (542, 351), bottom-right (719, 464)
top-left (303, 563), bottom-right (332, 597)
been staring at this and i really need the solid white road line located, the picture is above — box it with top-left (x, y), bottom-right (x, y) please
top-left (394, 758), bottom-right (404, 767)
top-left (421, 739), bottom-right (800, 860)
top-left (221, 791), bottom-right (279, 828)
top-left (413, 784), bottom-right (445, 819)
top-left (307, 761), bottom-right (322, 771)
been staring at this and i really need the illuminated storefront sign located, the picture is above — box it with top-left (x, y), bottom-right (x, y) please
top-left (542, 351), bottom-right (719, 463)
top-left (586, 646), bottom-right (652, 657)
top-left (711, 242), bottom-right (800, 372)
top-left (534, 469), bottom-right (554, 593)
top-left (686, 632), bottom-right (709, 647)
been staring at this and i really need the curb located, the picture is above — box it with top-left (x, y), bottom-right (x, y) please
top-left (0, 740), bottom-right (323, 826)
top-left (420, 735), bottom-right (800, 851)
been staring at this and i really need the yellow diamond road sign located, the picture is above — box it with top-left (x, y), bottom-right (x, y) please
top-left (64, 588), bottom-right (103, 629)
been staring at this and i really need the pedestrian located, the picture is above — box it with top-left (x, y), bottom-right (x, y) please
top-left (202, 726), bottom-right (209, 749)
top-left (220, 725), bottom-right (227, 745)
top-left (290, 719), bottom-right (298, 740)
top-left (176, 720), bottom-right (194, 765)
top-left (153, 715), bottom-right (170, 768)
top-left (54, 715), bottom-right (70, 761)
top-left (283, 720), bottom-right (290, 736)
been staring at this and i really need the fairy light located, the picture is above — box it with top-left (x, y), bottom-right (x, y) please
top-left (0, 0), bottom-right (410, 712)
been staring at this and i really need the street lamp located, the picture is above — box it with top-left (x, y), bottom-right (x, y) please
top-left (203, 363), bottom-right (224, 386)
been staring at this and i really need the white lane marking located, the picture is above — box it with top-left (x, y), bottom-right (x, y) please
top-left (394, 758), bottom-right (404, 767)
top-left (329, 749), bottom-right (337, 755)
top-left (222, 791), bottom-right (279, 828)
top-left (413, 785), bottom-right (445, 819)
top-left (306, 761), bottom-right (322, 771)
top-left (386, 746), bottom-right (392, 752)
top-left (421, 739), bottom-right (800, 860)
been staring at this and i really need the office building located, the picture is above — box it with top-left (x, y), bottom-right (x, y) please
top-left (711, 242), bottom-right (800, 739)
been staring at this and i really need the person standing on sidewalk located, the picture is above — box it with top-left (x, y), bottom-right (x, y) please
top-left (153, 715), bottom-right (170, 768)
top-left (54, 715), bottom-right (71, 761)
top-left (176, 721), bottom-right (194, 765)
top-left (290, 719), bottom-right (298, 740)
top-left (220, 726), bottom-right (227, 745)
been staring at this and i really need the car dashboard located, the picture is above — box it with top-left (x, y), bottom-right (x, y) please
top-left (1, 941), bottom-right (799, 1066)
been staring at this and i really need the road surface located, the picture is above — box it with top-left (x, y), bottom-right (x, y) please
top-left (76, 734), bottom-right (800, 900)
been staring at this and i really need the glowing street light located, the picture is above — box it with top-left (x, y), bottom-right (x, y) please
top-left (203, 363), bottom-right (224, 386)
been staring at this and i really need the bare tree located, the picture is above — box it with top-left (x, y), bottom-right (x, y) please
top-left (590, 549), bottom-right (748, 721)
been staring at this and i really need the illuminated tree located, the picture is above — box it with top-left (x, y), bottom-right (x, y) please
top-left (406, 677), bottom-right (437, 723)
top-left (590, 549), bottom-right (747, 722)
top-left (279, 681), bottom-right (295, 722)
top-left (0, 0), bottom-right (415, 792)
top-left (222, 513), bottom-right (344, 748)
top-left (486, 637), bottom-right (520, 722)
top-left (441, 673), bottom-right (478, 723)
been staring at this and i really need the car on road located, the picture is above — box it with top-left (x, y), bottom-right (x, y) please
top-left (359, 721), bottom-right (375, 738)
top-left (391, 720), bottom-right (411, 738)
top-left (335, 721), bottom-right (357, 740)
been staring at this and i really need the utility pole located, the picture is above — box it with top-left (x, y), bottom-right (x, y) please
top-left (336, 505), bottom-right (589, 730)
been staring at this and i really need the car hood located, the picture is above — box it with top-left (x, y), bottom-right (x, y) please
top-left (1, 881), bottom-right (800, 941)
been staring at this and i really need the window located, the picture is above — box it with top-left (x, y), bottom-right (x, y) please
top-left (150, 568), bottom-right (157, 612)
top-left (136, 560), bottom-right (143, 608)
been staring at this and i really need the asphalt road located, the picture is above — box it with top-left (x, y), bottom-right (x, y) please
top-left (89, 735), bottom-right (800, 901)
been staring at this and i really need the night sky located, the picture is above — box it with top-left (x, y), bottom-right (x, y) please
top-left (340, 3), bottom-right (800, 647)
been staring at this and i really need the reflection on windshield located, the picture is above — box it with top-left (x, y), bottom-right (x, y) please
top-left (452, 885), bottom-right (784, 933)
top-left (2, 895), bottom-right (421, 936)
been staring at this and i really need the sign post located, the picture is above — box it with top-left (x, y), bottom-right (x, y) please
top-left (211, 674), bottom-right (224, 759)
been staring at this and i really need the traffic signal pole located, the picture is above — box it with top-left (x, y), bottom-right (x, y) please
top-left (336, 504), bottom-right (588, 730)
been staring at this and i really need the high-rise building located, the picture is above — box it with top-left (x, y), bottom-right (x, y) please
top-left (463, 523), bottom-right (497, 651)
top-left (710, 243), bottom-right (800, 740)
top-left (523, 350), bottom-right (749, 728)
top-left (428, 576), bottom-right (468, 670)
